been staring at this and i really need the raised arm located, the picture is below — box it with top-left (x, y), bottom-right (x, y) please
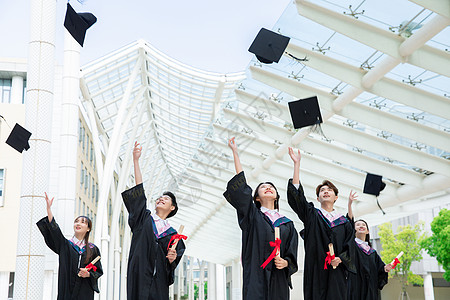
top-left (228, 137), bottom-right (243, 174)
top-left (288, 147), bottom-right (301, 185)
top-left (347, 190), bottom-right (358, 220)
top-left (45, 192), bottom-right (54, 222)
top-left (133, 141), bottom-right (143, 185)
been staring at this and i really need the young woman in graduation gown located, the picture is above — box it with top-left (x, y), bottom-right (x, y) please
top-left (347, 196), bottom-right (393, 299)
top-left (223, 138), bottom-right (298, 300)
top-left (122, 142), bottom-right (185, 300)
top-left (286, 147), bottom-right (355, 300)
top-left (36, 193), bottom-right (103, 300)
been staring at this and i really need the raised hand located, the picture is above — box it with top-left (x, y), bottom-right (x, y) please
top-left (288, 147), bottom-right (301, 165)
top-left (45, 192), bottom-right (54, 222)
top-left (45, 192), bottom-right (54, 209)
top-left (228, 137), bottom-right (237, 152)
top-left (133, 141), bottom-right (142, 161)
top-left (348, 190), bottom-right (358, 205)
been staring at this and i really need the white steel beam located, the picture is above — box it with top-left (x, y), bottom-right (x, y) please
top-left (409, 0), bottom-right (450, 19)
top-left (296, 0), bottom-right (450, 77)
top-left (248, 68), bottom-right (450, 151)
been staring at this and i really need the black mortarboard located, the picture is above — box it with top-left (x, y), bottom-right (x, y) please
top-left (288, 96), bottom-right (323, 129)
top-left (363, 173), bottom-right (386, 196)
top-left (5, 123), bottom-right (32, 153)
top-left (64, 3), bottom-right (97, 47)
top-left (248, 28), bottom-right (290, 64)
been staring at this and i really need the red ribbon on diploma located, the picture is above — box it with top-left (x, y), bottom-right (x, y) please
top-left (261, 238), bottom-right (282, 269)
top-left (324, 252), bottom-right (335, 269)
top-left (86, 263), bottom-right (97, 272)
top-left (167, 234), bottom-right (188, 250)
top-left (391, 257), bottom-right (400, 269)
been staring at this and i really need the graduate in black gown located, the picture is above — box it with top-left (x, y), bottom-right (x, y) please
top-left (223, 137), bottom-right (298, 300)
top-left (286, 147), bottom-right (355, 300)
top-left (347, 196), bottom-right (393, 299)
top-left (37, 193), bottom-right (103, 300)
top-left (122, 141), bottom-right (186, 300)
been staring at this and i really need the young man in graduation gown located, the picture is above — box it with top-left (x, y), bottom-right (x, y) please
top-left (287, 147), bottom-right (355, 300)
top-left (224, 138), bottom-right (298, 300)
top-left (122, 142), bottom-right (186, 300)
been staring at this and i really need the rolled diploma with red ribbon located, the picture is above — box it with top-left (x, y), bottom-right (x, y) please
top-left (329, 243), bottom-right (336, 269)
top-left (390, 251), bottom-right (404, 268)
top-left (86, 256), bottom-right (101, 271)
top-left (170, 225), bottom-right (185, 250)
top-left (275, 227), bottom-right (280, 258)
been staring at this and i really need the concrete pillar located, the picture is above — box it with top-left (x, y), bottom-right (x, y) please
top-left (231, 259), bottom-right (241, 300)
top-left (10, 76), bottom-right (24, 104)
top-left (0, 272), bottom-right (9, 300)
top-left (216, 264), bottom-right (226, 300)
top-left (423, 273), bottom-right (435, 300)
top-left (14, 0), bottom-right (56, 299)
top-left (207, 262), bottom-right (216, 300)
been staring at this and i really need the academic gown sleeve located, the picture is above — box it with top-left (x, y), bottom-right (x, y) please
top-left (223, 171), bottom-right (257, 231)
top-left (376, 253), bottom-right (388, 290)
top-left (122, 183), bottom-right (148, 232)
top-left (36, 217), bottom-right (68, 254)
top-left (87, 246), bottom-right (103, 293)
top-left (287, 179), bottom-right (314, 224)
top-left (167, 239), bottom-right (186, 285)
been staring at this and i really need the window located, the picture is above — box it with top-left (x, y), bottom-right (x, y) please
top-left (95, 184), bottom-right (99, 205)
top-left (0, 169), bottom-right (4, 206)
top-left (92, 181), bottom-right (96, 201)
top-left (85, 135), bottom-right (90, 159)
top-left (84, 168), bottom-right (88, 191)
top-left (83, 202), bottom-right (85, 216)
top-left (80, 163), bottom-right (84, 188)
top-left (90, 142), bottom-right (94, 163)
top-left (0, 79), bottom-right (12, 103)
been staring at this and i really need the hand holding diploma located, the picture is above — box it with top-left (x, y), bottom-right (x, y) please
top-left (78, 256), bottom-right (101, 277)
top-left (390, 251), bottom-right (404, 269)
top-left (167, 225), bottom-right (187, 263)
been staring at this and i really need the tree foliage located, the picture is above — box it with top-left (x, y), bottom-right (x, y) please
top-left (378, 222), bottom-right (425, 293)
top-left (421, 208), bottom-right (450, 282)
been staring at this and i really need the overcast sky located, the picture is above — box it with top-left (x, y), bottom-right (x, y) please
top-left (0, 0), bottom-right (290, 73)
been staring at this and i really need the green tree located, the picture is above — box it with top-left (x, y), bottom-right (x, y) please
top-left (378, 222), bottom-right (425, 298)
top-left (421, 208), bottom-right (450, 281)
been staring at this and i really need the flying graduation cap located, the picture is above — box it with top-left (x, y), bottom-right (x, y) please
top-left (248, 28), bottom-right (308, 64)
top-left (363, 173), bottom-right (387, 214)
top-left (5, 123), bottom-right (32, 153)
top-left (64, 3), bottom-right (97, 47)
top-left (248, 28), bottom-right (290, 64)
top-left (288, 96), bottom-right (323, 129)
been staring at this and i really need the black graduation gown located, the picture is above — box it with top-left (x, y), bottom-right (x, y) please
top-left (347, 240), bottom-right (388, 300)
top-left (223, 172), bottom-right (298, 300)
top-left (287, 179), bottom-right (355, 300)
top-left (122, 183), bottom-right (186, 300)
top-left (36, 217), bottom-right (103, 300)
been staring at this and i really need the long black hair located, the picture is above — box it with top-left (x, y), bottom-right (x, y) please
top-left (74, 215), bottom-right (94, 264)
top-left (252, 182), bottom-right (280, 211)
top-left (355, 219), bottom-right (372, 247)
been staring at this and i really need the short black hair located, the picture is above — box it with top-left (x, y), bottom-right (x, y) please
top-left (252, 182), bottom-right (280, 210)
top-left (163, 191), bottom-right (178, 218)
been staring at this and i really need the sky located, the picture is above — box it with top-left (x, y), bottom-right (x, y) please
top-left (0, 0), bottom-right (291, 73)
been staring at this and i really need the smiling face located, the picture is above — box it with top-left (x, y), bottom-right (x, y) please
top-left (73, 216), bottom-right (91, 239)
top-left (355, 220), bottom-right (369, 235)
top-left (317, 185), bottom-right (338, 204)
top-left (155, 195), bottom-right (176, 217)
top-left (253, 182), bottom-right (280, 210)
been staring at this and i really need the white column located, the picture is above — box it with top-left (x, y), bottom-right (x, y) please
top-left (207, 262), bottom-right (216, 300)
top-left (199, 261), bottom-right (205, 300)
top-left (216, 264), bottom-right (226, 300)
top-left (423, 273), bottom-right (435, 300)
top-left (0, 272), bottom-right (9, 300)
top-left (231, 259), bottom-right (242, 300)
top-left (14, 0), bottom-right (56, 299)
top-left (42, 270), bottom-right (54, 300)
top-left (188, 257), bottom-right (194, 300)
top-left (10, 76), bottom-right (24, 104)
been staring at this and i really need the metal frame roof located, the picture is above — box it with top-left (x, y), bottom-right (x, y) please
top-left (80, 0), bottom-right (449, 269)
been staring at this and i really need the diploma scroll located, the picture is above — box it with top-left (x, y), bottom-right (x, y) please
top-left (275, 227), bottom-right (280, 258)
top-left (328, 243), bottom-right (336, 269)
top-left (390, 251), bottom-right (404, 268)
top-left (170, 225), bottom-right (185, 250)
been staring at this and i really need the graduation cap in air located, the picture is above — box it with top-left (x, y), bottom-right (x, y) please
top-left (248, 28), bottom-right (290, 64)
top-left (288, 96), bottom-right (323, 129)
top-left (363, 173), bottom-right (387, 214)
top-left (64, 3), bottom-right (97, 47)
top-left (5, 123), bottom-right (32, 153)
